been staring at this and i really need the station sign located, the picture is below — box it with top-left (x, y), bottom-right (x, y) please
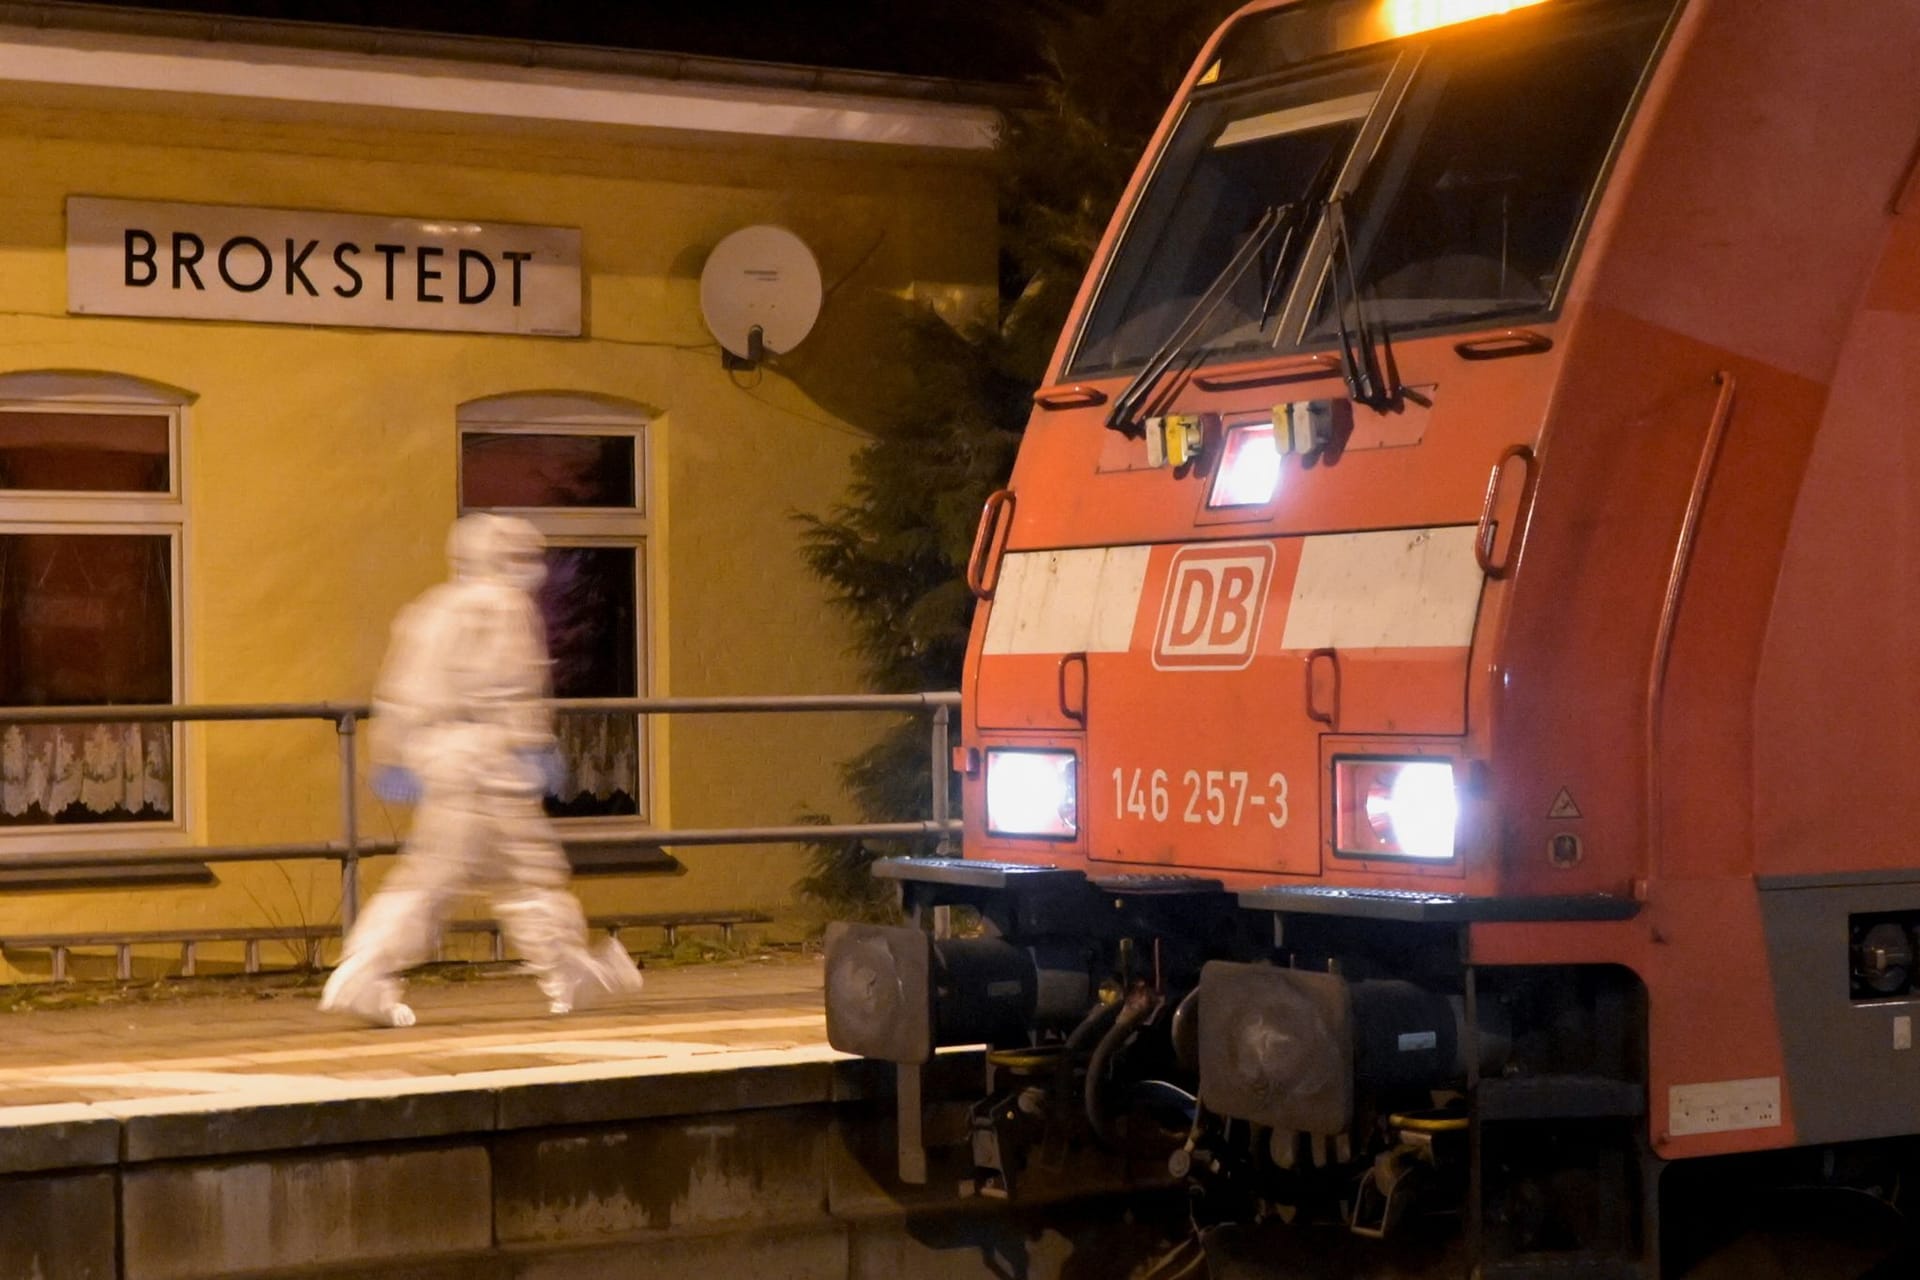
top-left (66, 196), bottom-right (582, 337)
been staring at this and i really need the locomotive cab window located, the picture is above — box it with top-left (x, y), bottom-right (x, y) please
top-left (1066, 0), bottom-right (1676, 378)
top-left (1305, 0), bottom-right (1672, 336)
top-left (1069, 57), bottom-right (1391, 377)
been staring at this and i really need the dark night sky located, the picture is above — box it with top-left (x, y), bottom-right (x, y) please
top-left (72, 0), bottom-right (1062, 84)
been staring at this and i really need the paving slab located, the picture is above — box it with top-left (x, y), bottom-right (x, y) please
top-left (0, 953), bottom-right (850, 1163)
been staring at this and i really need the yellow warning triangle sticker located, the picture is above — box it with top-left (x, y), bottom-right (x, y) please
top-left (1548, 788), bottom-right (1582, 820)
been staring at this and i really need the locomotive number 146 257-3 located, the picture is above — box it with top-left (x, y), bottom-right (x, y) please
top-left (1108, 767), bottom-right (1290, 829)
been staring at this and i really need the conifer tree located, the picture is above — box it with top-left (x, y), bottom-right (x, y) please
top-left (796, 0), bottom-right (1241, 916)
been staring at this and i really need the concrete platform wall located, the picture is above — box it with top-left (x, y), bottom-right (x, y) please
top-left (0, 1059), bottom-right (1177, 1280)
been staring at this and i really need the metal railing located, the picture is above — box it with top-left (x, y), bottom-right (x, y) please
top-left (0, 693), bottom-right (961, 935)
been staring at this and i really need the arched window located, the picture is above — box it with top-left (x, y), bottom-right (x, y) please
top-left (0, 373), bottom-right (189, 832)
top-left (457, 393), bottom-right (650, 821)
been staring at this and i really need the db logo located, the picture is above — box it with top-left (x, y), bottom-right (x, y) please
top-left (1152, 543), bottom-right (1275, 670)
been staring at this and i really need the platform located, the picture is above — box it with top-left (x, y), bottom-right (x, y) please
top-left (0, 953), bottom-right (1168, 1280)
top-left (0, 953), bottom-right (835, 1138)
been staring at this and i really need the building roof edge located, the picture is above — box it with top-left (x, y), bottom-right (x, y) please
top-left (0, 0), bottom-right (1019, 150)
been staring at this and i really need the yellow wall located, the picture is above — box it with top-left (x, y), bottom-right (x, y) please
top-left (0, 90), bottom-right (996, 967)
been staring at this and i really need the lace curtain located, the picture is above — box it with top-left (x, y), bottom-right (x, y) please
top-left (552, 712), bottom-right (639, 812)
top-left (0, 722), bottom-right (172, 823)
top-left (0, 717), bottom-right (616, 823)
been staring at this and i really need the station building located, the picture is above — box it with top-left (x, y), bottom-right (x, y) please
top-left (0, 4), bottom-right (1001, 976)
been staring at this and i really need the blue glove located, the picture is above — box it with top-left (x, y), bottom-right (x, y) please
top-left (371, 765), bottom-right (422, 805)
top-left (520, 747), bottom-right (567, 796)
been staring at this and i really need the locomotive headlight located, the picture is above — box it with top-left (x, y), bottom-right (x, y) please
top-left (1335, 758), bottom-right (1457, 860)
top-left (1208, 423), bottom-right (1283, 508)
top-left (985, 749), bottom-right (1079, 839)
top-left (1383, 0), bottom-right (1548, 38)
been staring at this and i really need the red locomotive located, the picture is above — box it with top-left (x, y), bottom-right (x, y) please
top-left (828, 1), bottom-right (1920, 1273)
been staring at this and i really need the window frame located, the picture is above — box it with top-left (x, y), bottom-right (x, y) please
top-left (456, 394), bottom-right (653, 828)
top-left (0, 377), bottom-right (190, 852)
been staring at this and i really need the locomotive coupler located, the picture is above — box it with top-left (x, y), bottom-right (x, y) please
top-left (964, 1048), bottom-right (1066, 1198)
top-left (1350, 1141), bottom-right (1430, 1239)
top-left (1349, 1110), bottom-right (1466, 1240)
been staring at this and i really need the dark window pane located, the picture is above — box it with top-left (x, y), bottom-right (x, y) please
top-left (537, 545), bottom-right (641, 819)
top-left (0, 412), bottom-right (170, 492)
top-left (541, 547), bottom-right (638, 700)
top-left (1310, 2), bottom-right (1670, 333)
top-left (461, 433), bottom-right (636, 509)
top-left (0, 534), bottom-right (172, 705)
top-left (1071, 61), bottom-right (1386, 376)
top-left (0, 533), bottom-right (174, 825)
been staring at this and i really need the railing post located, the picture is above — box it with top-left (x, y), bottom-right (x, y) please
top-left (930, 704), bottom-right (952, 856)
top-left (930, 703), bottom-right (953, 941)
top-left (337, 713), bottom-right (360, 937)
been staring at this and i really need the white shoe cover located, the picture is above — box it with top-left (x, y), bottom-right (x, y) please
top-left (547, 938), bottom-right (644, 1015)
top-left (319, 959), bottom-right (417, 1028)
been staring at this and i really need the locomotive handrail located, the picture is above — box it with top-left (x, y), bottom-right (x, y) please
top-left (1475, 444), bottom-right (1538, 578)
top-left (1032, 383), bottom-right (1108, 410)
top-left (1645, 371), bottom-right (1737, 889)
top-left (1056, 652), bottom-right (1089, 724)
top-left (965, 487), bottom-right (1016, 600)
top-left (1305, 647), bottom-right (1342, 728)
top-left (1454, 329), bottom-right (1554, 361)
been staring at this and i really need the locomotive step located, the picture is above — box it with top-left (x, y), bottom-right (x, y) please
top-left (1237, 885), bottom-right (1640, 924)
top-left (875, 858), bottom-right (1224, 894)
top-left (872, 856), bottom-right (1086, 891)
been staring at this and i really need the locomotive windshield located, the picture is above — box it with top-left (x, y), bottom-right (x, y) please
top-left (1068, 58), bottom-right (1391, 376)
top-left (1307, 0), bottom-right (1672, 334)
top-left (1067, 0), bottom-right (1674, 378)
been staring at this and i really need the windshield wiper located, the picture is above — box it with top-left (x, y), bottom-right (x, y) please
top-left (1326, 192), bottom-right (1403, 413)
top-left (1105, 200), bottom-right (1303, 435)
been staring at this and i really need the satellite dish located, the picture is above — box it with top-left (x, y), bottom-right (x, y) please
top-left (699, 225), bottom-right (823, 367)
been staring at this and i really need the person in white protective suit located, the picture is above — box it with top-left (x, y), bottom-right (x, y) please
top-left (319, 513), bottom-right (645, 1028)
